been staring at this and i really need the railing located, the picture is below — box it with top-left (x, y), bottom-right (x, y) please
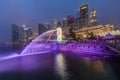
top-left (106, 41), bottom-right (120, 55)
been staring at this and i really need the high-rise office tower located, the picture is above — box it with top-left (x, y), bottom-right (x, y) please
top-left (90, 9), bottom-right (97, 26)
top-left (54, 18), bottom-right (61, 29)
top-left (45, 22), bottom-right (52, 30)
top-left (38, 23), bottom-right (45, 35)
top-left (79, 4), bottom-right (89, 28)
top-left (12, 24), bottom-right (19, 42)
top-left (54, 18), bottom-right (58, 29)
top-left (63, 18), bottom-right (67, 28)
top-left (67, 16), bottom-right (75, 28)
top-left (76, 9), bottom-right (81, 29)
top-left (20, 25), bottom-right (33, 43)
top-left (63, 18), bottom-right (70, 32)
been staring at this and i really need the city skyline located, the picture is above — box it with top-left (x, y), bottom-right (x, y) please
top-left (0, 0), bottom-right (120, 41)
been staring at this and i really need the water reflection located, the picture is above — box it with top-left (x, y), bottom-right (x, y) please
top-left (83, 57), bottom-right (105, 73)
top-left (55, 53), bottom-right (70, 80)
top-left (93, 60), bottom-right (105, 73)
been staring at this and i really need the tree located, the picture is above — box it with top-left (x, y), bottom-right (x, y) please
top-left (69, 28), bottom-right (77, 41)
top-left (89, 32), bottom-right (95, 39)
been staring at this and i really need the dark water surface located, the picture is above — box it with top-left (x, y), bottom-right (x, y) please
top-left (0, 51), bottom-right (120, 80)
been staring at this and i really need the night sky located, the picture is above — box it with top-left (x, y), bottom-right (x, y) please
top-left (0, 0), bottom-right (120, 41)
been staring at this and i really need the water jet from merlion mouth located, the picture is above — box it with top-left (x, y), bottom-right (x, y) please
top-left (20, 27), bottom-right (63, 55)
top-left (20, 30), bottom-right (57, 55)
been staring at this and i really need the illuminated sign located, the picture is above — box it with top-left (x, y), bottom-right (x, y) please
top-left (67, 18), bottom-right (74, 21)
top-left (80, 5), bottom-right (88, 10)
top-left (81, 6), bottom-right (87, 10)
top-left (56, 27), bottom-right (62, 42)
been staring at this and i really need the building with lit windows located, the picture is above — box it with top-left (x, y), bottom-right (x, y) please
top-left (76, 5), bottom-right (89, 29)
top-left (62, 18), bottom-right (68, 32)
top-left (63, 18), bottom-right (67, 28)
top-left (54, 18), bottom-right (58, 29)
top-left (62, 16), bottom-right (75, 33)
top-left (79, 4), bottom-right (89, 28)
top-left (67, 16), bottom-right (75, 28)
top-left (54, 18), bottom-right (61, 29)
top-left (38, 23), bottom-right (45, 35)
top-left (45, 22), bottom-right (52, 30)
top-left (28, 33), bottom-right (38, 41)
top-left (38, 23), bottom-right (52, 35)
top-left (20, 25), bottom-right (33, 43)
top-left (90, 9), bottom-right (97, 26)
top-left (75, 24), bottom-right (120, 39)
top-left (76, 8), bottom-right (80, 29)
top-left (12, 24), bottom-right (19, 42)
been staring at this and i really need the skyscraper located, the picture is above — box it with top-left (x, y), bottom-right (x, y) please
top-left (90, 9), bottom-right (97, 26)
top-left (45, 22), bottom-right (52, 30)
top-left (67, 16), bottom-right (75, 28)
top-left (54, 18), bottom-right (61, 29)
top-left (20, 25), bottom-right (33, 43)
top-left (63, 18), bottom-right (67, 28)
top-left (79, 4), bottom-right (89, 28)
top-left (62, 18), bottom-right (69, 32)
top-left (76, 9), bottom-right (80, 29)
top-left (54, 18), bottom-right (58, 29)
top-left (38, 23), bottom-right (46, 35)
top-left (12, 24), bottom-right (19, 42)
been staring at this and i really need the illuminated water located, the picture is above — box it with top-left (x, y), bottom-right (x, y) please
top-left (0, 51), bottom-right (120, 80)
